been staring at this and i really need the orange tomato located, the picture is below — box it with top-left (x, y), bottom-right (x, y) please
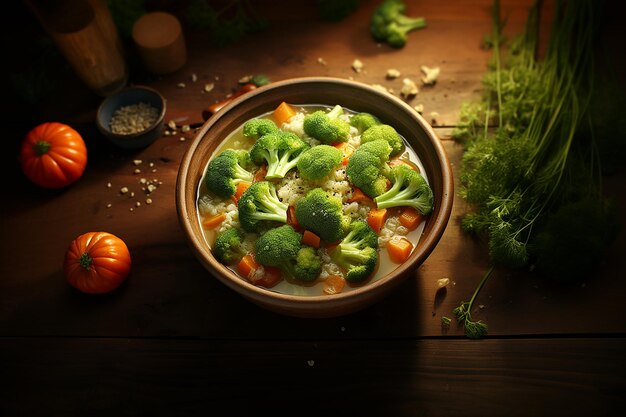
top-left (64, 232), bottom-right (131, 294)
top-left (19, 122), bottom-right (88, 189)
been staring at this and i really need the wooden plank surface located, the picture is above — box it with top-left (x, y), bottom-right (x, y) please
top-left (2, 337), bottom-right (625, 416)
top-left (2, 137), bottom-right (624, 338)
top-left (2, 1), bottom-right (625, 414)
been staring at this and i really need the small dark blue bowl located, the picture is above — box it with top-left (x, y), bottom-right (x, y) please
top-left (96, 86), bottom-right (166, 149)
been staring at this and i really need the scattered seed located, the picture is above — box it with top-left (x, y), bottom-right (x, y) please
top-left (136, 201), bottom-right (141, 207)
top-left (132, 159), bottom-right (142, 166)
top-left (106, 182), bottom-right (112, 188)
top-left (164, 130), bottom-right (171, 136)
top-left (181, 124), bottom-right (190, 132)
top-left (386, 68), bottom-right (401, 79)
top-left (191, 73), bottom-right (197, 83)
top-left (120, 187), bottom-right (129, 194)
top-left (146, 198), bottom-right (153, 205)
top-left (106, 203), bottom-right (112, 208)
top-left (147, 184), bottom-right (158, 193)
top-left (177, 82), bottom-right (186, 88)
top-left (401, 78), bottom-right (419, 98)
top-left (436, 278), bottom-right (450, 289)
top-left (351, 59), bottom-right (364, 73)
top-left (130, 192), bottom-right (135, 197)
top-left (204, 83), bottom-right (215, 93)
top-left (317, 57), bottom-right (327, 66)
top-left (179, 137), bottom-right (186, 142)
top-left (420, 65), bottom-right (440, 85)
top-left (139, 178), bottom-right (147, 184)
top-left (149, 162), bottom-right (155, 167)
top-left (414, 103), bottom-right (424, 114)
top-left (307, 360), bottom-right (315, 367)
top-left (167, 120), bottom-right (177, 130)
top-left (133, 169), bottom-right (141, 174)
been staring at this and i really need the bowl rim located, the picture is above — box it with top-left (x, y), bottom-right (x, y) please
top-left (96, 85), bottom-right (166, 140)
top-left (176, 76), bottom-right (453, 312)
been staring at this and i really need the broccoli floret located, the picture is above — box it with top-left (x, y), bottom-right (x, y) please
top-left (204, 149), bottom-right (254, 198)
top-left (284, 247), bottom-right (323, 282)
top-left (242, 118), bottom-right (279, 140)
top-left (374, 165), bottom-right (433, 214)
top-left (213, 227), bottom-right (246, 265)
top-left (361, 124), bottom-right (404, 156)
top-left (255, 226), bottom-right (323, 282)
top-left (346, 139), bottom-right (392, 198)
top-left (249, 132), bottom-right (310, 179)
top-left (296, 145), bottom-right (342, 181)
top-left (238, 181), bottom-right (288, 232)
top-left (254, 224), bottom-right (301, 266)
top-left (295, 188), bottom-right (351, 242)
top-left (370, 0), bottom-right (426, 48)
top-left (303, 105), bottom-right (350, 144)
top-left (350, 112), bottom-right (380, 133)
top-left (331, 221), bottom-right (379, 283)
top-left (245, 74), bottom-right (271, 87)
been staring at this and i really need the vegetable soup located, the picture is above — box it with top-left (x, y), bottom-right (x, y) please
top-left (197, 103), bottom-right (433, 296)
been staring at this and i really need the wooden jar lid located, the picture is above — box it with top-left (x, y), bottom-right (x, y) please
top-left (132, 12), bottom-right (187, 75)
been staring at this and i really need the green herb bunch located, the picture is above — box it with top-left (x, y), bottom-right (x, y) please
top-left (454, 0), bottom-right (618, 281)
top-left (185, 0), bottom-right (267, 47)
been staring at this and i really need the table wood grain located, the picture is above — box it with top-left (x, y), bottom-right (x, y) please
top-left (2, 0), bottom-right (625, 415)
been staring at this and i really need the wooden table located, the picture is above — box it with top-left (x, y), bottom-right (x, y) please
top-left (2, 1), bottom-right (625, 415)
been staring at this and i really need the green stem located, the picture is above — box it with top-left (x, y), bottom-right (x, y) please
top-left (492, 0), bottom-right (503, 129)
top-left (34, 141), bottom-right (51, 156)
top-left (79, 252), bottom-right (93, 270)
top-left (468, 265), bottom-right (495, 310)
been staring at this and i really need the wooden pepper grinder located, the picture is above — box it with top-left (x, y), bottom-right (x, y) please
top-left (26, 0), bottom-right (128, 96)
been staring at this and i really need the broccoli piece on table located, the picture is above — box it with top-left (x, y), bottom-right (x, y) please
top-left (242, 118), bottom-right (279, 140)
top-left (296, 144), bottom-right (342, 181)
top-left (238, 181), bottom-right (288, 232)
top-left (240, 74), bottom-right (271, 87)
top-left (374, 165), bottom-right (433, 214)
top-left (346, 139), bottom-right (392, 198)
top-left (303, 105), bottom-right (350, 144)
top-left (249, 131), bottom-right (310, 179)
top-left (350, 112), bottom-right (380, 134)
top-left (255, 225), bottom-right (323, 282)
top-left (370, 0), bottom-right (426, 48)
top-left (204, 149), bottom-right (254, 198)
top-left (331, 220), bottom-right (379, 283)
top-left (213, 227), bottom-right (246, 265)
top-left (361, 124), bottom-right (404, 156)
top-left (295, 188), bottom-right (351, 242)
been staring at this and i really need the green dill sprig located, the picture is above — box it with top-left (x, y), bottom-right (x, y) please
top-left (453, 0), bottom-right (617, 281)
top-left (453, 266), bottom-right (493, 339)
top-left (185, 0), bottom-right (267, 47)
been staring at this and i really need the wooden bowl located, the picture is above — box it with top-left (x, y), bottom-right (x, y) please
top-left (176, 77), bottom-right (453, 318)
